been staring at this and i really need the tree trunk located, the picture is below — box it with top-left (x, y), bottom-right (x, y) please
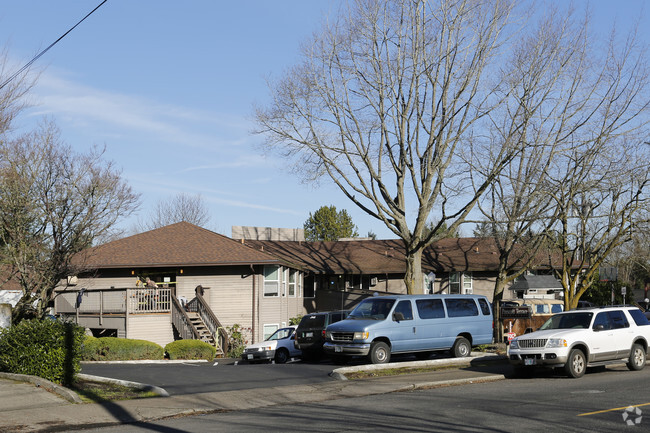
top-left (404, 248), bottom-right (423, 295)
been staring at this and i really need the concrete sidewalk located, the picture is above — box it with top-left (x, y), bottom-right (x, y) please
top-left (0, 354), bottom-right (509, 432)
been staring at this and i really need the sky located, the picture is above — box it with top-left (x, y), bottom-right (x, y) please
top-left (0, 1), bottom-right (647, 240)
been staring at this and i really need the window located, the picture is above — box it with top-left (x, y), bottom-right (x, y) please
top-left (288, 270), bottom-right (297, 297)
top-left (478, 298), bottom-right (491, 315)
top-left (263, 324), bottom-right (278, 340)
top-left (416, 299), bottom-right (445, 319)
top-left (628, 309), bottom-right (650, 326)
top-left (445, 298), bottom-right (479, 317)
top-left (593, 312), bottom-right (612, 330)
top-left (449, 272), bottom-right (473, 294)
top-left (462, 273), bottom-right (473, 294)
top-left (263, 266), bottom-right (280, 297)
top-left (304, 275), bottom-right (315, 298)
top-left (393, 300), bottom-right (413, 321)
top-left (551, 304), bottom-right (564, 314)
top-left (449, 273), bottom-right (460, 294)
top-left (609, 310), bottom-right (630, 329)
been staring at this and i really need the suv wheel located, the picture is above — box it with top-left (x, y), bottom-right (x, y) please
top-left (564, 348), bottom-right (586, 378)
top-left (369, 341), bottom-right (391, 364)
top-left (627, 343), bottom-right (646, 371)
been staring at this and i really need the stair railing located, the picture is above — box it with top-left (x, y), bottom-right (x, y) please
top-left (171, 295), bottom-right (201, 340)
top-left (193, 291), bottom-right (229, 355)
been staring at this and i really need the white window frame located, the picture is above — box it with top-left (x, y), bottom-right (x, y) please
top-left (288, 269), bottom-right (297, 297)
top-left (263, 265), bottom-right (280, 297)
top-left (263, 323), bottom-right (279, 340)
top-left (449, 272), bottom-right (473, 294)
top-left (462, 272), bottom-right (473, 294)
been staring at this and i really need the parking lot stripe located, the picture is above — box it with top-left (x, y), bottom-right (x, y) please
top-left (578, 402), bottom-right (650, 417)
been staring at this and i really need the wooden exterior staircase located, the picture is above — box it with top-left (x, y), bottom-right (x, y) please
top-left (171, 289), bottom-right (228, 357)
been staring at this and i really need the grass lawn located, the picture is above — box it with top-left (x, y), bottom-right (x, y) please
top-left (70, 379), bottom-right (160, 403)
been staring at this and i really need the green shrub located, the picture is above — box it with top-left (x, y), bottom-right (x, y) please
top-left (0, 319), bottom-right (85, 386)
top-left (164, 339), bottom-right (216, 361)
top-left (80, 336), bottom-right (163, 361)
top-left (226, 324), bottom-right (246, 358)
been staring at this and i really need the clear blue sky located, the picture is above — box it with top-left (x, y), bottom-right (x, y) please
top-left (0, 1), bottom-right (647, 239)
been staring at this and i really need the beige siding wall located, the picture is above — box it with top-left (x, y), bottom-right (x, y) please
top-left (256, 267), bottom-right (309, 343)
top-left (127, 314), bottom-right (173, 347)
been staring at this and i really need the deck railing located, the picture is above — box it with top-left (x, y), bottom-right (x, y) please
top-left (55, 288), bottom-right (172, 314)
top-left (127, 288), bottom-right (172, 313)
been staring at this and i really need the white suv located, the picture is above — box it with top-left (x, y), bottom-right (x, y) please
top-left (508, 306), bottom-right (650, 378)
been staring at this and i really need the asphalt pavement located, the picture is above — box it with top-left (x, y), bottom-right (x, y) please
top-left (0, 353), bottom-right (509, 432)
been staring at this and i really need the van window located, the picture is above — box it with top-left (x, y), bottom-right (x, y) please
top-left (416, 299), bottom-right (445, 319)
top-left (445, 298), bottom-right (479, 317)
top-left (349, 298), bottom-right (396, 320)
top-left (393, 300), bottom-right (413, 321)
top-left (478, 298), bottom-right (491, 315)
top-left (551, 304), bottom-right (564, 314)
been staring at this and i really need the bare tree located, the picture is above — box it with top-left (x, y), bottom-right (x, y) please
top-left (546, 142), bottom-right (650, 310)
top-left (471, 6), bottom-right (650, 311)
top-left (137, 192), bottom-right (211, 231)
top-left (0, 121), bottom-right (140, 322)
top-left (255, 0), bottom-right (536, 293)
top-left (469, 7), bottom-right (594, 327)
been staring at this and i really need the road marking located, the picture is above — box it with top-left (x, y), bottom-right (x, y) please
top-left (578, 402), bottom-right (650, 417)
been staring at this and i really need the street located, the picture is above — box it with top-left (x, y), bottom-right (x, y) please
top-left (81, 363), bottom-right (650, 432)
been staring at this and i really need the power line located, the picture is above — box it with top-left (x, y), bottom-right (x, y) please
top-left (0, 0), bottom-right (108, 91)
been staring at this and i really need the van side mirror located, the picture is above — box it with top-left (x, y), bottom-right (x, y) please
top-left (393, 312), bottom-right (405, 322)
top-left (593, 324), bottom-right (605, 331)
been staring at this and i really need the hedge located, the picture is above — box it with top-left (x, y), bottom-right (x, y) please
top-left (0, 319), bottom-right (85, 386)
top-left (80, 336), bottom-right (164, 361)
top-left (164, 339), bottom-right (216, 361)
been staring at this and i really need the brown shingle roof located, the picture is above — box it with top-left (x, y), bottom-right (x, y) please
top-left (245, 237), bottom-right (518, 274)
top-left (81, 222), bottom-right (283, 269)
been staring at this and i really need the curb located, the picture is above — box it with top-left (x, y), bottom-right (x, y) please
top-left (330, 353), bottom-right (507, 380)
top-left (0, 371), bottom-right (83, 403)
top-left (398, 374), bottom-right (508, 391)
top-left (77, 373), bottom-right (170, 397)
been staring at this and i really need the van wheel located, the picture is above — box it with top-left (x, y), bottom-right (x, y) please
top-left (627, 343), bottom-right (646, 371)
top-left (564, 348), bottom-right (586, 378)
top-left (451, 337), bottom-right (471, 358)
top-left (274, 348), bottom-right (289, 364)
top-left (369, 342), bottom-right (391, 364)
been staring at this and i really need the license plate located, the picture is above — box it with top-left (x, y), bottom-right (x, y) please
top-left (524, 358), bottom-right (536, 366)
top-left (335, 346), bottom-right (342, 353)
top-left (305, 332), bottom-right (313, 337)
top-left (247, 354), bottom-right (253, 360)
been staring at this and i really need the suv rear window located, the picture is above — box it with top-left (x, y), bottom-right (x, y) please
top-left (299, 314), bottom-right (326, 328)
top-left (609, 310), bottom-right (630, 329)
top-left (628, 309), bottom-right (650, 326)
